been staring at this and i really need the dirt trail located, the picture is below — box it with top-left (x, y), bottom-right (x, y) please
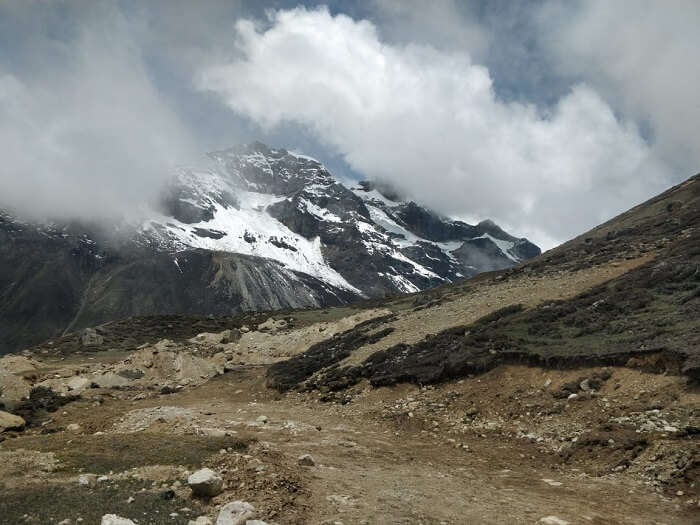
top-left (1, 360), bottom-right (697, 524)
top-left (343, 255), bottom-right (653, 366)
top-left (127, 370), bottom-right (697, 524)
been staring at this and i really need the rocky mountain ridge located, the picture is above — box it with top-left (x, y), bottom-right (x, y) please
top-left (148, 142), bottom-right (539, 295)
top-left (0, 142), bottom-right (539, 354)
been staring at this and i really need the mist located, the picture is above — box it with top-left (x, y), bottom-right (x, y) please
top-left (198, 6), bottom-right (672, 249)
top-left (0, 2), bottom-right (199, 224)
top-left (1, 1), bottom-right (697, 250)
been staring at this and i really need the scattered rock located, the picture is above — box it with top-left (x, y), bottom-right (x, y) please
top-left (541, 478), bottom-right (563, 487)
top-left (257, 318), bottom-right (287, 333)
top-left (78, 474), bottom-right (98, 487)
top-left (216, 501), bottom-right (256, 525)
top-left (190, 330), bottom-right (231, 345)
top-left (0, 355), bottom-right (40, 374)
top-left (188, 468), bottom-right (224, 497)
top-left (0, 410), bottom-right (25, 432)
top-left (188, 518), bottom-right (214, 525)
top-left (13, 386), bottom-right (79, 425)
top-left (553, 370), bottom-right (611, 399)
top-left (0, 371), bottom-right (32, 403)
top-left (101, 515), bottom-right (136, 525)
top-left (66, 423), bottom-right (81, 432)
top-left (118, 369), bottom-right (145, 380)
top-left (92, 372), bottom-right (131, 389)
top-left (65, 376), bottom-right (93, 392)
top-left (256, 415), bottom-right (268, 424)
top-left (297, 454), bottom-right (315, 466)
top-left (160, 489), bottom-right (176, 500)
top-left (81, 328), bottom-right (104, 347)
top-left (538, 517), bottom-right (570, 525)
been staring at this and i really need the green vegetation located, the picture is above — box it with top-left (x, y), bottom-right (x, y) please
top-left (1, 433), bottom-right (249, 474)
top-left (0, 479), bottom-right (205, 525)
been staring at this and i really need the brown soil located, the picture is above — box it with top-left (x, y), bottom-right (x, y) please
top-left (1, 363), bottom-right (697, 525)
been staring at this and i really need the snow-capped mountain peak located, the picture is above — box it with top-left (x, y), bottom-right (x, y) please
top-left (144, 143), bottom-right (540, 296)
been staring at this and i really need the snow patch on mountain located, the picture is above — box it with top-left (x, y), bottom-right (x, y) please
top-left (140, 143), bottom-right (539, 297)
top-left (476, 233), bottom-right (518, 263)
top-left (144, 178), bottom-right (362, 294)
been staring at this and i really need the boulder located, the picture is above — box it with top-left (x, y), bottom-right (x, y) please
top-left (188, 518), bottom-right (214, 525)
top-left (101, 515), bottom-right (136, 525)
top-left (216, 501), bottom-right (256, 525)
top-left (188, 468), bottom-right (224, 497)
top-left (539, 517), bottom-right (570, 525)
top-left (257, 318), bottom-right (287, 333)
top-left (81, 328), bottom-right (104, 347)
top-left (0, 410), bottom-right (25, 432)
top-left (297, 454), bottom-right (315, 466)
top-left (0, 355), bottom-right (39, 374)
top-left (65, 376), bottom-right (93, 392)
top-left (78, 474), bottom-right (98, 487)
top-left (0, 371), bottom-right (31, 403)
top-left (92, 372), bottom-right (130, 389)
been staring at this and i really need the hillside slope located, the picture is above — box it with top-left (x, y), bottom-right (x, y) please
top-left (270, 173), bottom-right (700, 390)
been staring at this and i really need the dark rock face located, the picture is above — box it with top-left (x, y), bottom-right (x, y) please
top-left (451, 237), bottom-right (513, 273)
top-left (208, 142), bottom-right (334, 195)
top-left (0, 215), bottom-right (355, 354)
top-left (391, 202), bottom-right (479, 242)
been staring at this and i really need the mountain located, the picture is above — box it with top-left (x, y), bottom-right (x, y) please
top-left (147, 142), bottom-right (539, 294)
top-left (0, 142), bottom-right (539, 354)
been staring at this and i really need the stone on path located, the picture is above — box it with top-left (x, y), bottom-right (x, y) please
top-left (92, 372), bottom-right (130, 389)
top-left (216, 501), bottom-right (256, 525)
top-left (188, 468), bottom-right (224, 497)
top-left (0, 410), bottom-right (25, 432)
top-left (101, 515), bottom-right (136, 525)
top-left (297, 454), bottom-right (315, 466)
top-left (539, 517), bottom-right (570, 525)
top-left (66, 376), bottom-right (92, 392)
top-left (188, 518), bottom-right (214, 525)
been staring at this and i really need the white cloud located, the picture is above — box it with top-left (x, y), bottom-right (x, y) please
top-left (0, 4), bottom-right (199, 223)
top-left (198, 6), bottom-right (663, 249)
top-left (537, 0), bottom-right (700, 174)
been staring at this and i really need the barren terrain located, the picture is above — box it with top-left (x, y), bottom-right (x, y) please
top-left (1, 175), bottom-right (699, 524)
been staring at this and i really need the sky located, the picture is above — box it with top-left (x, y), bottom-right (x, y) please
top-left (0, 1), bottom-right (698, 250)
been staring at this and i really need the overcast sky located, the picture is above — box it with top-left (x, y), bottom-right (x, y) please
top-left (1, 1), bottom-right (698, 249)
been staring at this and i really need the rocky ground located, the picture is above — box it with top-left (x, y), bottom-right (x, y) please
top-left (0, 298), bottom-right (697, 524)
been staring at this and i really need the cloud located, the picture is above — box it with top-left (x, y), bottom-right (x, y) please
top-left (198, 6), bottom-right (664, 249)
top-left (0, 3), bottom-right (199, 223)
top-left (536, 0), bottom-right (700, 174)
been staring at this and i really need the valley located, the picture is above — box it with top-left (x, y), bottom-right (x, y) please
top-left (1, 173), bottom-right (698, 524)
